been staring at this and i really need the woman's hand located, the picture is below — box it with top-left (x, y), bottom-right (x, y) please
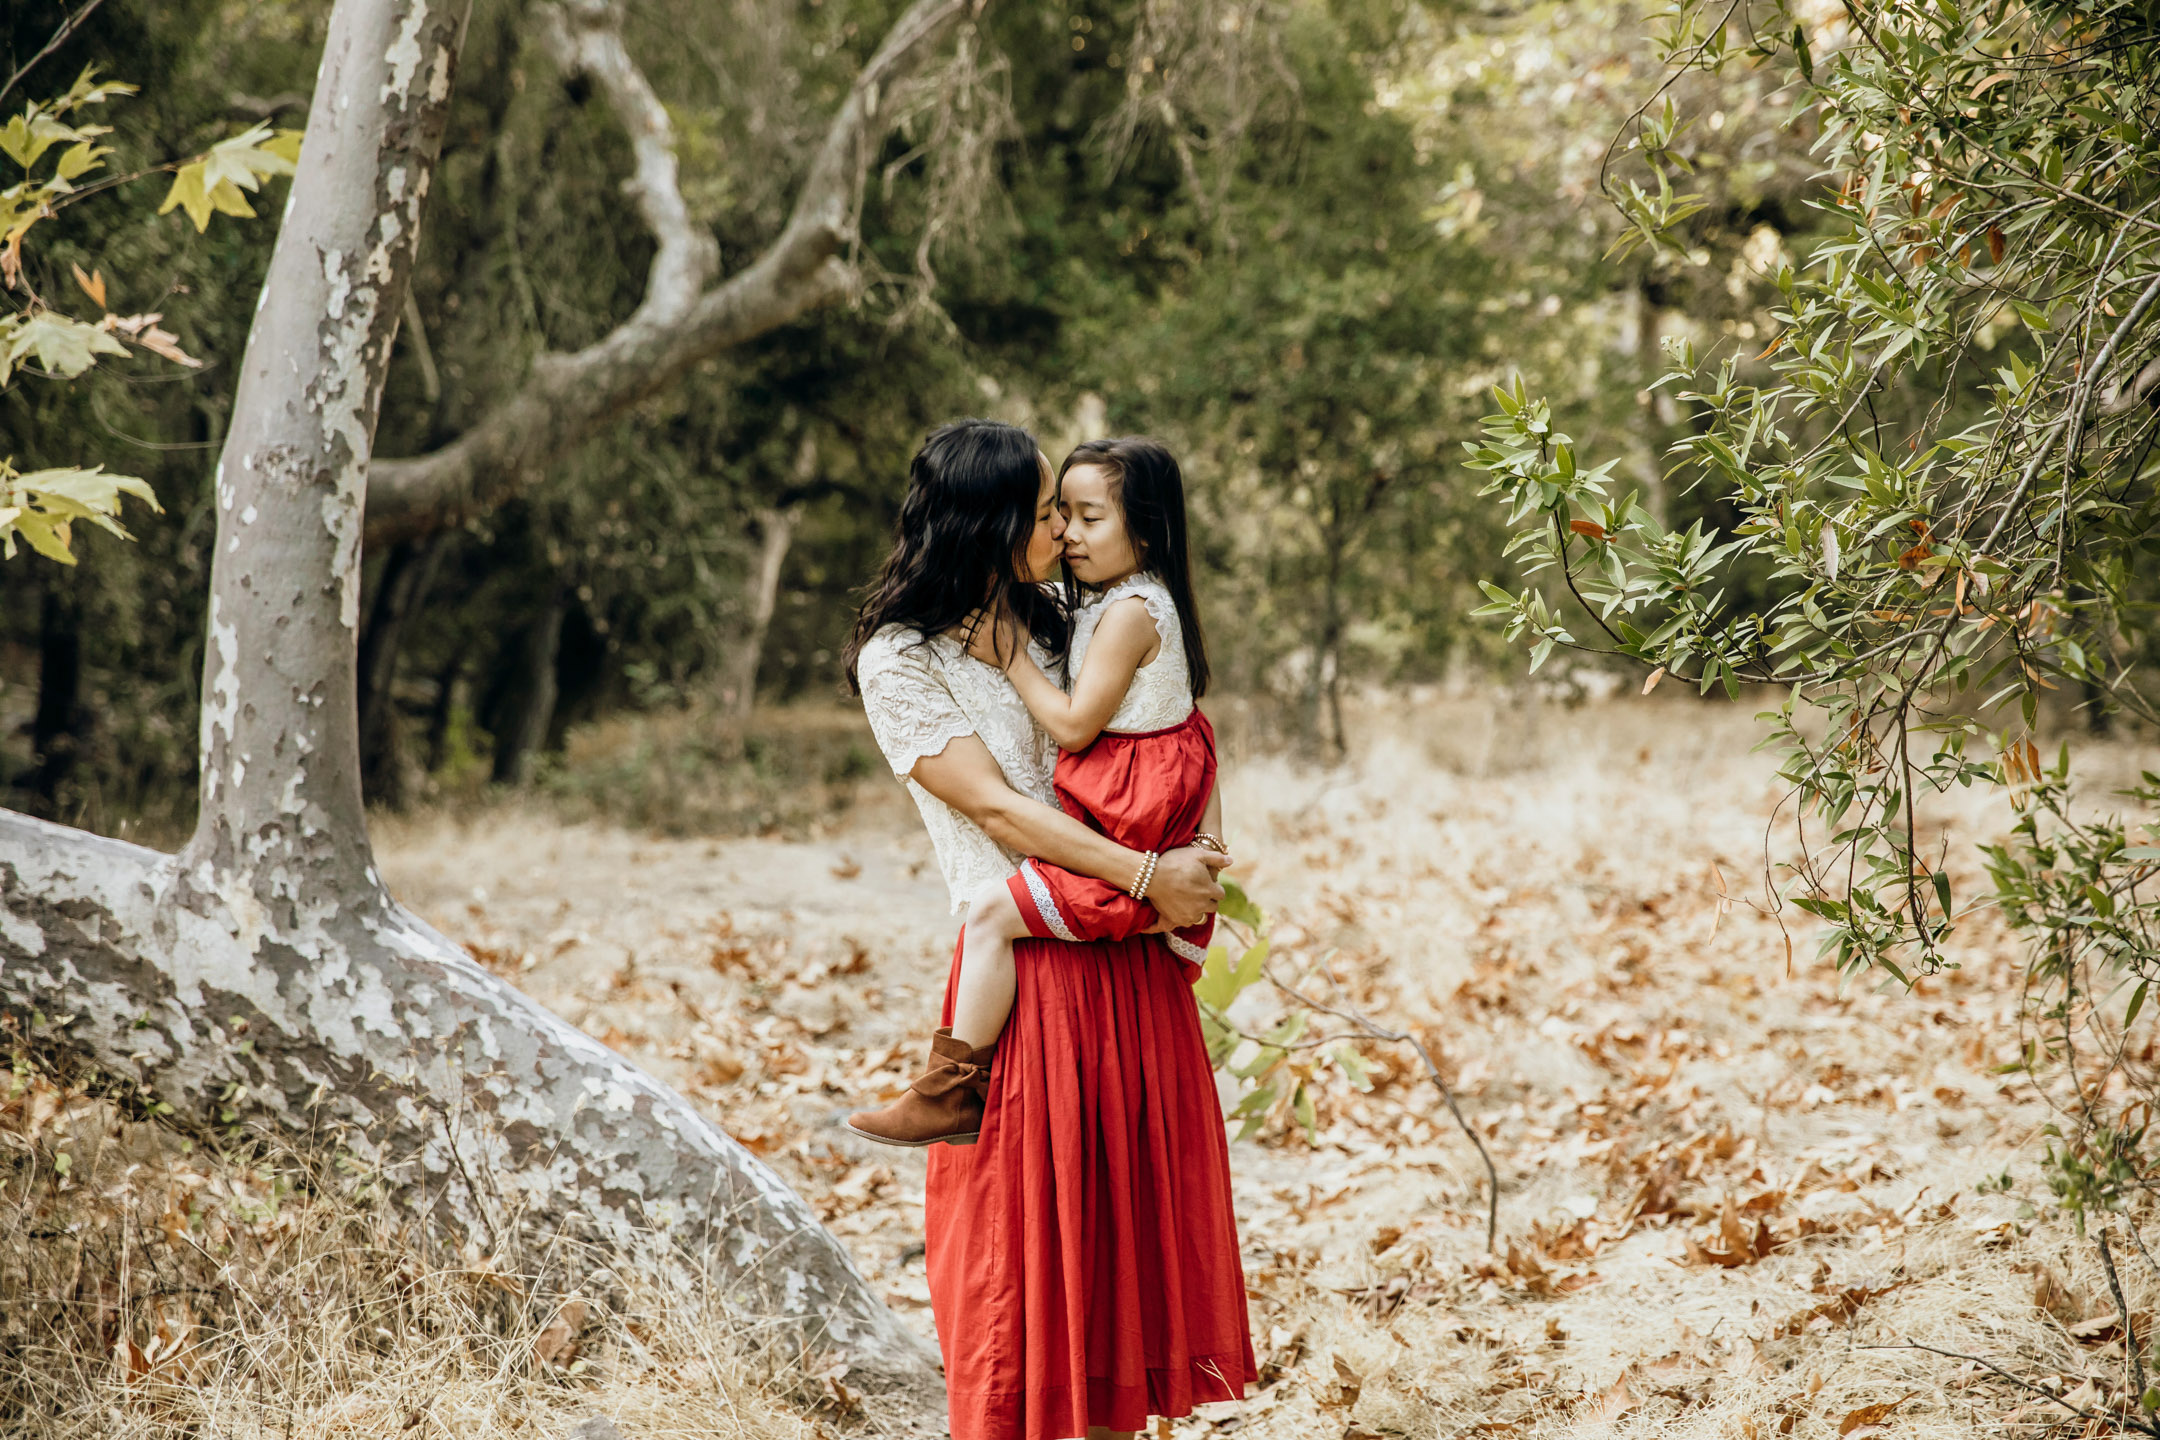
top-left (1147, 846), bottom-right (1231, 929)
top-left (960, 603), bottom-right (1023, 669)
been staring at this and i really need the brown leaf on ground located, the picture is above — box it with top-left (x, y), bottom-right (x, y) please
top-left (532, 1298), bottom-right (589, 1368)
top-left (1686, 1194), bottom-right (1777, 1267)
top-left (1316, 1354), bottom-right (1363, 1410)
top-left (2020, 1262), bottom-right (2082, 1321)
top-left (1772, 1283), bottom-right (1909, 1338)
top-left (2067, 1310), bottom-right (2149, 1344)
top-left (1579, 1372), bottom-right (1637, 1424)
top-left (1837, 1395), bottom-right (1910, 1434)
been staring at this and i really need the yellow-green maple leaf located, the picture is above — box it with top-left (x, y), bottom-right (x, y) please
top-left (160, 123), bottom-right (302, 232)
top-left (3, 311), bottom-right (128, 380)
top-left (0, 462), bottom-right (157, 563)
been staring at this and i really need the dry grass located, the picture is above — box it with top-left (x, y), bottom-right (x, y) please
top-left (0, 1075), bottom-right (827, 1440)
top-left (18, 688), bottom-right (2160, 1438)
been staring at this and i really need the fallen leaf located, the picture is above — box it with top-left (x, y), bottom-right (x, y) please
top-left (532, 1298), bottom-right (589, 1368)
top-left (1838, 1396), bottom-right (1910, 1434)
top-left (1580, 1373), bottom-right (1637, 1423)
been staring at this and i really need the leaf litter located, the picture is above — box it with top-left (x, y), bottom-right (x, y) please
top-left (17, 692), bottom-right (2160, 1437)
top-left (372, 695), bottom-right (2160, 1435)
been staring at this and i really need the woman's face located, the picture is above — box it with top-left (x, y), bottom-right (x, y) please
top-left (1019, 451), bottom-right (1065, 583)
top-left (1058, 462), bottom-right (1140, 586)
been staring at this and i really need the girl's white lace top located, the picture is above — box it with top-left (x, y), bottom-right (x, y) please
top-left (856, 624), bottom-right (1060, 912)
top-left (1070, 573), bottom-right (1194, 734)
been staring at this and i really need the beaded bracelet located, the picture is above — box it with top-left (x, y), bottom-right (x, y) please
top-left (1129, 849), bottom-right (1160, 901)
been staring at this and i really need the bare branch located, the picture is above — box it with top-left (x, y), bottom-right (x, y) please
top-left (535, 0), bottom-right (718, 323)
top-left (364, 0), bottom-right (978, 547)
top-left (1267, 956), bottom-right (1501, 1252)
top-left (0, 0), bottom-right (106, 110)
top-left (2100, 1230), bottom-right (2151, 1411)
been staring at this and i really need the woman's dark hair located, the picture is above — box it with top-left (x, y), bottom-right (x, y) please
top-left (1058, 435), bottom-right (1210, 699)
top-left (845, 418), bottom-right (1067, 691)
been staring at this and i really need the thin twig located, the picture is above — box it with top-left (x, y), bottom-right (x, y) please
top-left (2127, 1218), bottom-right (2160, 1289)
top-left (0, 0), bottom-right (106, 110)
top-left (1859, 1340), bottom-right (2117, 1427)
top-left (2101, 1230), bottom-right (2152, 1414)
top-left (1266, 960), bottom-right (1501, 1252)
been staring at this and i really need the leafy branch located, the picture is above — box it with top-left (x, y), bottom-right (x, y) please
top-left (1470, 0), bottom-right (2160, 1223)
top-left (0, 64), bottom-right (300, 564)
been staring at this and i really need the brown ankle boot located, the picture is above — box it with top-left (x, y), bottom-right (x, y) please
top-left (845, 1028), bottom-right (995, 1148)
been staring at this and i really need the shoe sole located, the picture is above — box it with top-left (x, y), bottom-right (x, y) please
top-left (842, 1122), bottom-right (979, 1148)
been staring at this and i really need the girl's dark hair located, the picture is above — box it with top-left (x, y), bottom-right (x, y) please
top-left (1058, 435), bottom-right (1210, 699)
top-left (845, 418), bottom-right (1066, 691)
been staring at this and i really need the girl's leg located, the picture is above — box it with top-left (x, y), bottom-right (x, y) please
top-left (951, 878), bottom-right (1026, 1050)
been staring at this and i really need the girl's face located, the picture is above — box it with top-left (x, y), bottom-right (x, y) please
top-left (1059, 462), bottom-right (1141, 586)
top-left (1019, 451), bottom-right (1066, 583)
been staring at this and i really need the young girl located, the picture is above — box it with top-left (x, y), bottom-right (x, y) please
top-left (847, 435), bottom-right (1224, 1149)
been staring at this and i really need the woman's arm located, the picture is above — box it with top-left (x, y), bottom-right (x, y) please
top-left (974, 598), bottom-right (1158, 752)
top-left (911, 734), bottom-right (1229, 928)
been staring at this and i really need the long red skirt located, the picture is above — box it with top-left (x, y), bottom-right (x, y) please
top-left (926, 928), bottom-right (1257, 1439)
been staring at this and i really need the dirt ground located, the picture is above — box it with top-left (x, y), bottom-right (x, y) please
top-left (372, 690), bottom-right (2160, 1438)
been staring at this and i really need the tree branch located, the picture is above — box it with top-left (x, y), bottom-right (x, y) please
top-left (363, 0), bottom-right (977, 547)
top-left (535, 0), bottom-right (716, 325)
top-left (0, 0), bottom-right (106, 110)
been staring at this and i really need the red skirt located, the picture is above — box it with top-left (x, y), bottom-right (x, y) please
top-left (1005, 709), bottom-right (1219, 973)
top-left (926, 931), bottom-right (1256, 1438)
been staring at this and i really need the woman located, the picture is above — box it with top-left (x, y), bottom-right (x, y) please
top-left (846, 418), bottom-right (1257, 1440)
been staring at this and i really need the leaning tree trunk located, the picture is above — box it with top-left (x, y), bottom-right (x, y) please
top-left (0, 0), bottom-right (941, 1417)
top-left (725, 504), bottom-right (801, 721)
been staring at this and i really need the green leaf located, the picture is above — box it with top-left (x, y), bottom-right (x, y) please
top-left (1193, 945), bottom-right (1240, 1012)
top-left (1218, 878), bottom-right (1265, 931)
top-left (2128, 980), bottom-right (2149, 1029)
top-left (0, 112), bottom-right (87, 171)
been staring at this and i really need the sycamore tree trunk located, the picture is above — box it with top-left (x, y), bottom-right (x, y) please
top-left (0, 0), bottom-right (941, 1415)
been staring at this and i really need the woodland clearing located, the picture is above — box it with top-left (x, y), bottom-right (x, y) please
top-left (8, 690), bottom-right (2156, 1438)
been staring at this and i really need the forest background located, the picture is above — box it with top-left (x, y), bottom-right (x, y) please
top-left (14, 0), bottom-right (2160, 1435)
top-left (0, 0), bottom-right (1803, 830)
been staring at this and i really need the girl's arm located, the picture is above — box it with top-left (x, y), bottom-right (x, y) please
top-left (985, 597), bottom-right (1159, 752)
top-left (1199, 779), bottom-right (1224, 846)
top-left (910, 733), bottom-right (1229, 929)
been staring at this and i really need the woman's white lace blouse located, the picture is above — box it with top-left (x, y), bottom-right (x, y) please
top-left (856, 625), bottom-right (1060, 912)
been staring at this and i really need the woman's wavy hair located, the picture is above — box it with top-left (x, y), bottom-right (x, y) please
top-left (1058, 435), bottom-right (1210, 699)
top-left (845, 418), bottom-right (1067, 691)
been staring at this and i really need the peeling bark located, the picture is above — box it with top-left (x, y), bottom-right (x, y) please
top-left (0, 0), bottom-right (943, 1415)
top-left (362, 0), bottom-right (978, 547)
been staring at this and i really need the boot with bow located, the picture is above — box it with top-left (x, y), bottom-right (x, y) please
top-left (845, 1027), bottom-right (994, 1147)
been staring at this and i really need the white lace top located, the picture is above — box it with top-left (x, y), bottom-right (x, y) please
top-left (1070, 573), bottom-right (1194, 734)
top-left (856, 624), bottom-right (1060, 912)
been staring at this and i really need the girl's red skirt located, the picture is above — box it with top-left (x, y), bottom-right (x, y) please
top-left (1004, 708), bottom-right (1219, 968)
